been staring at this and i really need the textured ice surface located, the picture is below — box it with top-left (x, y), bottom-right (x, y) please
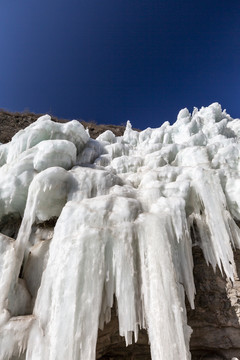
top-left (0, 103), bottom-right (240, 359)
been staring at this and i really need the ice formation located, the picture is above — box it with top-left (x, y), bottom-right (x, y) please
top-left (0, 104), bottom-right (240, 359)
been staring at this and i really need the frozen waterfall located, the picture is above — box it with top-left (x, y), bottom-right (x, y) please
top-left (0, 103), bottom-right (240, 359)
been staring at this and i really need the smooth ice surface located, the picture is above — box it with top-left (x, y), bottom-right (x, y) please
top-left (0, 103), bottom-right (240, 359)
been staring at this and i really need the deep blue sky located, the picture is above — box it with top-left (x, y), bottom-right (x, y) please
top-left (1, 0), bottom-right (240, 129)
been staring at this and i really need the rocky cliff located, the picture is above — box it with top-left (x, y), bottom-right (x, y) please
top-left (0, 110), bottom-right (125, 144)
top-left (95, 248), bottom-right (240, 360)
top-left (0, 110), bottom-right (240, 360)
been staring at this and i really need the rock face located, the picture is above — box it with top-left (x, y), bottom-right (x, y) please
top-left (188, 247), bottom-right (240, 360)
top-left (1, 109), bottom-right (240, 360)
top-left (0, 110), bottom-right (125, 144)
top-left (95, 246), bottom-right (240, 360)
top-left (96, 304), bottom-right (150, 359)
top-left (187, 247), bottom-right (240, 360)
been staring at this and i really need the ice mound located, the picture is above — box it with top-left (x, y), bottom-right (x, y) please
top-left (0, 103), bottom-right (240, 359)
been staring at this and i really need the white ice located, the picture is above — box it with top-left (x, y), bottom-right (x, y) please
top-left (0, 103), bottom-right (240, 359)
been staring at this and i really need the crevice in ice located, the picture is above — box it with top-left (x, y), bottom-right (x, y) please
top-left (9, 353), bottom-right (26, 360)
top-left (18, 262), bottom-right (24, 280)
top-left (96, 300), bottom-right (150, 359)
top-left (0, 213), bottom-right (22, 239)
top-left (190, 218), bottom-right (202, 247)
top-left (234, 219), bottom-right (240, 229)
top-left (34, 217), bottom-right (58, 230)
top-left (3, 216), bottom-right (56, 322)
top-left (20, 220), bottom-right (55, 308)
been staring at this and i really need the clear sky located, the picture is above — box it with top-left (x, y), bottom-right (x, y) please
top-left (1, 0), bottom-right (240, 129)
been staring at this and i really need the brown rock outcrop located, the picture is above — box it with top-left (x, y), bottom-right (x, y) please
top-left (0, 110), bottom-right (125, 144)
top-left (188, 247), bottom-right (240, 360)
top-left (95, 247), bottom-right (240, 360)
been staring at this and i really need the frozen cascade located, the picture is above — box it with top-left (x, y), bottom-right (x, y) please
top-left (0, 104), bottom-right (240, 359)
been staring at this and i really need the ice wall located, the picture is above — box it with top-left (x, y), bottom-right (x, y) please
top-left (0, 104), bottom-right (240, 359)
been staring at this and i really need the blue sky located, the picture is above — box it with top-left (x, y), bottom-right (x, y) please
top-left (0, 0), bottom-right (240, 129)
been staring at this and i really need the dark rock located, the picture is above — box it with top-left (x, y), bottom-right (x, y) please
top-left (0, 212), bottom-right (22, 239)
top-left (0, 109), bottom-right (126, 144)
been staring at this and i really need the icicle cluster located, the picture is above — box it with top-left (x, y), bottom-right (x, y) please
top-left (0, 103), bottom-right (240, 359)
